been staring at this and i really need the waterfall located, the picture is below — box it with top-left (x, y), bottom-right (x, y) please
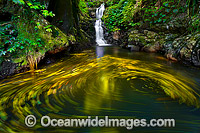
top-left (95, 4), bottom-right (110, 46)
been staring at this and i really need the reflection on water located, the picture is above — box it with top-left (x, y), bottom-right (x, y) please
top-left (0, 47), bottom-right (200, 132)
top-left (96, 46), bottom-right (104, 58)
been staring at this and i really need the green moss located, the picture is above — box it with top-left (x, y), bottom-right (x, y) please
top-left (1, 12), bottom-right (75, 68)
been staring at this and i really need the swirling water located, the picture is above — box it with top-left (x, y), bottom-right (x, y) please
top-left (0, 46), bottom-right (200, 132)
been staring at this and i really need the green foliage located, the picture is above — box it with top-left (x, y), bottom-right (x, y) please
top-left (189, 14), bottom-right (200, 32)
top-left (87, 2), bottom-right (95, 8)
top-left (85, 0), bottom-right (104, 7)
top-left (41, 10), bottom-right (55, 17)
top-left (102, 0), bottom-right (200, 33)
top-left (184, 0), bottom-right (199, 16)
top-left (79, 0), bottom-right (88, 14)
top-left (12, 0), bottom-right (24, 5)
top-left (0, 24), bottom-right (18, 57)
top-left (0, 0), bottom-right (74, 67)
top-left (103, 0), bottom-right (127, 32)
top-left (12, 0), bottom-right (55, 18)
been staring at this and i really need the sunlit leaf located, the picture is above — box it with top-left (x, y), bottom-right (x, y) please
top-left (12, 0), bottom-right (24, 5)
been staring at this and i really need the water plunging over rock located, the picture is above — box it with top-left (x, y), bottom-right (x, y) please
top-left (95, 4), bottom-right (111, 46)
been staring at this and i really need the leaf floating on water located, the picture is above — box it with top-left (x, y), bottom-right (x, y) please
top-left (0, 52), bottom-right (200, 132)
top-left (53, 89), bottom-right (57, 94)
top-left (131, 77), bottom-right (137, 79)
top-left (0, 111), bottom-right (8, 121)
top-left (47, 89), bottom-right (53, 96)
top-left (37, 100), bottom-right (41, 105)
top-left (156, 97), bottom-right (172, 101)
top-left (34, 69), bottom-right (46, 73)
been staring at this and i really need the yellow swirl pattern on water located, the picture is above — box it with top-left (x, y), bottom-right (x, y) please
top-left (0, 52), bottom-right (199, 131)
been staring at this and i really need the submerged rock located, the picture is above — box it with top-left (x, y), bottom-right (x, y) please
top-left (127, 45), bottom-right (140, 52)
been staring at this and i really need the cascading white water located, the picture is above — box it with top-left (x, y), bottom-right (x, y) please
top-left (95, 4), bottom-right (108, 46)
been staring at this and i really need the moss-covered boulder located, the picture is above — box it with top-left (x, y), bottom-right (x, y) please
top-left (162, 32), bottom-right (200, 65)
top-left (128, 30), bottom-right (161, 52)
top-left (146, 31), bottom-right (158, 39)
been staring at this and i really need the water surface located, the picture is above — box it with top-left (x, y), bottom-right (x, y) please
top-left (0, 46), bottom-right (200, 132)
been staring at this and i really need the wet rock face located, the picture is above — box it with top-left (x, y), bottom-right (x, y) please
top-left (104, 30), bottom-right (122, 45)
top-left (88, 7), bottom-right (97, 19)
top-left (0, 61), bottom-right (19, 79)
top-left (90, 11), bottom-right (96, 18)
top-left (146, 31), bottom-right (158, 39)
top-left (113, 31), bottom-right (120, 40)
top-left (128, 30), bottom-right (162, 53)
top-left (127, 45), bottom-right (140, 52)
top-left (176, 33), bottom-right (200, 66)
top-left (127, 28), bottom-right (200, 66)
top-left (142, 42), bottom-right (161, 53)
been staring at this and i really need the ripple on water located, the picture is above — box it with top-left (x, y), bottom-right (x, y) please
top-left (0, 52), bottom-right (200, 132)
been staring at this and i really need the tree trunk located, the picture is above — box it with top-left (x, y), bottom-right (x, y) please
top-left (48, 0), bottom-right (79, 34)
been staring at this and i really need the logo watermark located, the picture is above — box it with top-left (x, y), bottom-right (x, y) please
top-left (25, 115), bottom-right (175, 129)
top-left (25, 115), bottom-right (37, 127)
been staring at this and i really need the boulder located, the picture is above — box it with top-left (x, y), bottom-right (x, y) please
top-left (143, 30), bottom-right (148, 35)
top-left (113, 31), bottom-right (120, 40)
top-left (128, 45), bottom-right (140, 52)
top-left (147, 31), bottom-right (158, 39)
top-left (142, 42), bottom-right (161, 53)
top-left (142, 45), bottom-right (157, 53)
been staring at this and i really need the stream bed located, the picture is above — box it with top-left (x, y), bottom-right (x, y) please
top-left (0, 46), bottom-right (200, 132)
